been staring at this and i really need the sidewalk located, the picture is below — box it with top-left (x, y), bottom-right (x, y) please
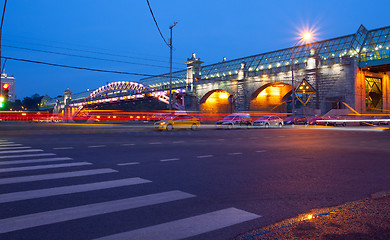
top-left (236, 192), bottom-right (390, 240)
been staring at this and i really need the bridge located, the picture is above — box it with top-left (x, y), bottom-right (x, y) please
top-left (42, 24), bottom-right (390, 119)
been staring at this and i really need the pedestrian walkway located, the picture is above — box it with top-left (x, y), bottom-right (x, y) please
top-left (0, 139), bottom-right (260, 239)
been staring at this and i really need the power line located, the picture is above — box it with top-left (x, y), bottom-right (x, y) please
top-left (3, 39), bottom-right (184, 64)
top-left (3, 44), bottom-right (182, 70)
top-left (4, 56), bottom-right (156, 77)
top-left (4, 56), bottom-right (185, 80)
top-left (145, 0), bottom-right (169, 47)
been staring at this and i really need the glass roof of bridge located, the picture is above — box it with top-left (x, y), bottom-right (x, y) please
top-left (140, 25), bottom-right (390, 89)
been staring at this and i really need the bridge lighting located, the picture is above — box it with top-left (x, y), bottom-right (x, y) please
top-left (302, 32), bottom-right (312, 42)
top-left (219, 92), bottom-right (229, 99)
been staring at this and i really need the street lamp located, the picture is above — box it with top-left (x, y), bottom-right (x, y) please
top-left (169, 21), bottom-right (178, 111)
top-left (291, 32), bottom-right (312, 115)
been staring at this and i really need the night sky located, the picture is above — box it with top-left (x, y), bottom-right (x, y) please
top-left (2, 0), bottom-right (389, 99)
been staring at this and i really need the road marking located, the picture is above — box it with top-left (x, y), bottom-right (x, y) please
top-left (88, 145), bottom-right (106, 148)
top-left (172, 141), bottom-right (184, 143)
top-left (53, 147), bottom-right (74, 150)
top-left (0, 142), bottom-right (15, 145)
top-left (0, 153), bottom-right (56, 159)
top-left (120, 143), bottom-right (135, 146)
top-left (195, 140), bottom-right (206, 142)
top-left (149, 142), bottom-right (162, 145)
top-left (278, 136), bottom-right (286, 138)
top-left (197, 155), bottom-right (214, 158)
top-left (256, 150), bottom-right (267, 153)
top-left (0, 190), bottom-right (195, 234)
top-left (0, 157), bottom-right (73, 166)
top-left (0, 168), bottom-right (117, 185)
top-left (0, 162), bottom-right (92, 173)
top-left (0, 178), bottom-right (151, 204)
top-left (263, 136), bottom-right (272, 139)
top-left (95, 208), bottom-right (261, 240)
top-left (0, 149), bottom-right (43, 154)
top-left (228, 152), bottom-right (243, 155)
top-left (160, 158), bottom-right (180, 162)
top-left (216, 139), bottom-right (225, 141)
top-left (0, 144), bottom-right (23, 147)
top-left (117, 162), bottom-right (140, 166)
top-left (0, 146), bottom-right (31, 150)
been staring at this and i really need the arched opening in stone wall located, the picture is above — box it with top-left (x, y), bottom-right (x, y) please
top-left (250, 83), bottom-right (292, 113)
top-left (200, 90), bottom-right (233, 114)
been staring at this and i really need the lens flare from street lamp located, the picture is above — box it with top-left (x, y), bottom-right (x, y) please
top-left (303, 32), bottom-right (312, 41)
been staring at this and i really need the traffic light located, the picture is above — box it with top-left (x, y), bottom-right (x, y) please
top-left (0, 96), bottom-right (3, 108)
top-left (2, 83), bottom-right (9, 101)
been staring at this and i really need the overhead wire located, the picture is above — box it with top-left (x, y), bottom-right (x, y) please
top-left (3, 39), bottom-right (183, 64)
top-left (3, 56), bottom-right (184, 80)
top-left (3, 44), bottom-right (182, 70)
top-left (3, 56), bottom-right (156, 77)
top-left (145, 0), bottom-right (169, 47)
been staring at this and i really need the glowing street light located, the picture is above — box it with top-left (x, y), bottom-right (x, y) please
top-left (291, 31), bottom-right (312, 115)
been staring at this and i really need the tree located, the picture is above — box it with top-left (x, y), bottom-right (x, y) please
top-left (22, 94), bottom-right (43, 111)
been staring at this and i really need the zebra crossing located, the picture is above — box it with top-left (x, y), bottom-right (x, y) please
top-left (0, 139), bottom-right (261, 239)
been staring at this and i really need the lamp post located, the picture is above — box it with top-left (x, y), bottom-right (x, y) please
top-left (291, 32), bottom-right (311, 115)
top-left (0, 0), bottom-right (8, 94)
top-left (168, 21), bottom-right (177, 112)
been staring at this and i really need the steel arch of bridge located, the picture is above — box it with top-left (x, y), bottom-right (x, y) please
top-left (89, 81), bottom-right (153, 99)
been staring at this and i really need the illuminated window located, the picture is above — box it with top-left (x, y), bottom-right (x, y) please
top-left (365, 77), bottom-right (382, 112)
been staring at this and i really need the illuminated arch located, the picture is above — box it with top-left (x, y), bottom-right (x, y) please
top-left (89, 81), bottom-right (153, 99)
top-left (200, 89), bottom-right (233, 113)
top-left (250, 82), bottom-right (292, 112)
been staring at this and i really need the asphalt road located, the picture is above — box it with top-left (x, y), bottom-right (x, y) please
top-left (0, 123), bottom-right (389, 239)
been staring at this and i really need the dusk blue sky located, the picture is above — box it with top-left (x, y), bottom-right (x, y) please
top-left (2, 0), bottom-right (389, 99)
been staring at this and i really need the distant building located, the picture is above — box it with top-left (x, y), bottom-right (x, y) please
top-left (1, 73), bottom-right (16, 102)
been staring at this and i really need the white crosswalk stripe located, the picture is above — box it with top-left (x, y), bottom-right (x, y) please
top-left (0, 144), bottom-right (24, 147)
top-left (0, 157), bottom-right (73, 166)
top-left (0, 191), bottom-right (195, 234)
top-left (0, 153), bottom-right (56, 159)
top-left (0, 142), bottom-right (16, 144)
top-left (0, 149), bottom-right (43, 154)
top-left (95, 208), bottom-right (261, 240)
top-left (0, 146), bottom-right (32, 150)
top-left (0, 177), bottom-right (151, 203)
top-left (0, 141), bottom-right (261, 239)
top-left (0, 168), bottom-right (117, 185)
top-left (0, 162), bottom-right (92, 173)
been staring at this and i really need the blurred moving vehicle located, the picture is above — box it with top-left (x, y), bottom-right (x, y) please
top-left (216, 113), bottom-right (252, 129)
top-left (154, 115), bottom-right (200, 131)
top-left (324, 116), bottom-right (347, 126)
top-left (253, 116), bottom-right (283, 128)
top-left (283, 116), bottom-right (308, 125)
top-left (359, 116), bottom-right (376, 126)
top-left (307, 116), bottom-right (325, 125)
top-left (378, 115), bottom-right (390, 125)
